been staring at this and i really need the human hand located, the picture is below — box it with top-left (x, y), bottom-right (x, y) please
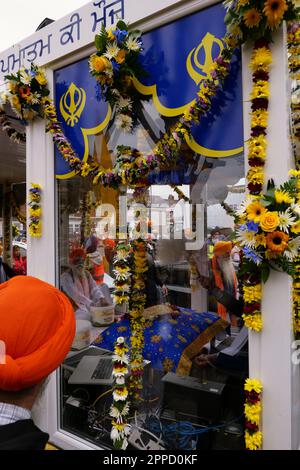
top-left (195, 353), bottom-right (218, 368)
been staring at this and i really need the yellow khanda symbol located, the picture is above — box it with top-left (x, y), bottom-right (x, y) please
top-left (60, 82), bottom-right (86, 127)
top-left (186, 32), bottom-right (224, 85)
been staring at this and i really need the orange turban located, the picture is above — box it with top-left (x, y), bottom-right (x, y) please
top-left (69, 247), bottom-right (86, 264)
top-left (213, 241), bottom-right (232, 257)
top-left (0, 276), bottom-right (75, 392)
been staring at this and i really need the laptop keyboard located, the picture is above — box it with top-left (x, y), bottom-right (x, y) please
top-left (92, 360), bottom-right (113, 380)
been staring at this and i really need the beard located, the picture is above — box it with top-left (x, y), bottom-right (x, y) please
top-left (218, 256), bottom-right (235, 289)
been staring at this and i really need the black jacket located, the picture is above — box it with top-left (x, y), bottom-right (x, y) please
top-left (0, 419), bottom-right (49, 450)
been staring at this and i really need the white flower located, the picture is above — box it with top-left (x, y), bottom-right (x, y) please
top-left (111, 427), bottom-right (121, 441)
top-left (115, 376), bottom-right (126, 385)
top-left (104, 41), bottom-right (120, 60)
top-left (115, 113), bottom-right (133, 133)
top-left (116, 96), bottom-right (132, 111)
top-left (236, 229), bottom-right (256, 248)
top-left (236, 196), bottom-right (256, 217)
top-left (113, 390), bottom-right (128, 401)
top-left (31, 92), bottom-right (41, 104)
top-left (117, 336), bottom-right (125, 344)
top-left (291, 203), bottom-right (300, 216)
top-left (112, 353), bottom-right (130, 364)
top-left (278, 209), bottom-right (296, 233)
top-left (19, 69), bottom-right (31, 84)
top-left (125, 37), bottom-right (142, 51)
top-left (284, 236), bottom-right (300, 261)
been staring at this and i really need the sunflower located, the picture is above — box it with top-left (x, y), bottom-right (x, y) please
top-left (263, 0), bottom-right (288, 29)
top-left (246, 201), bottom-right (267, 222)
top-left (266, 231), bottom-right (289, 253)
top-left (244, 8), bottom-right (262, 28)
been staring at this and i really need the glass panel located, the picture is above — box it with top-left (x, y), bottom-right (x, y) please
top-left (57, 45), bottom-right (246, 451)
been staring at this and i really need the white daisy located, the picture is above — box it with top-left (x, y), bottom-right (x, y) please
top-left (125, 36), bottom-right (142, 51)
top-left (116, 96), bottom-right (132, 111)
top-left (236, 196), bottom-right (256, 217)
top-left (113, 390), bottom-right (128, 401)
top-left (291, 203), bottom-right (300, 217)
top-left (104, 41), bottom-right (120, 60)
top-left (236, 229), bottom-right (256, 248)
top-left (284, 236), bottom-right (300, 261)
top-left (278, 209), bottom-right (296, 233)
top-left (31, 92), bottom-right (41, 104)
top-left (115, 113), bottom-right (133, 133)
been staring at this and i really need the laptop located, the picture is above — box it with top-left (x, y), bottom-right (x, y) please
top-left (68, 356), bottom-right (114, 385)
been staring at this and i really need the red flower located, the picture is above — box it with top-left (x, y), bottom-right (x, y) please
top-left (248, 182), bottom-right (262, 194)
top-left (245, 390), bottom-right (260, 404)
top-left (248, 157), bottom-right (265, 167)
top-left (251, 126), bottom-right (267, 137)
top-left (251, 98), bottom-right (269, 111)
top-left (245, 420), bottom-right (259, 432)
top-left (244, 303), bottom-right (261, 314)
top-left (254, 38), bottom-right (270, 49)
top-left (253, 70), bottom-right (269, 82)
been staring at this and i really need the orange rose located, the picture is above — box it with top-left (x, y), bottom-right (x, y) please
top-left (260, 211), bottom-right (279, 232)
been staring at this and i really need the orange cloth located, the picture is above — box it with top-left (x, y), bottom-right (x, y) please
top-left (92, 263), bottom-right (105, 284)
top-left (211, 255), bottom-right (238, 327)
top-left (0, 276), bottom-right (75, 392)
top-left (213, 241), bottom-right (233, 257)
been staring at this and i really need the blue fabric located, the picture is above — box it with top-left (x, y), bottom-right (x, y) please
top-left (93, 308), bottom-right (223, 373)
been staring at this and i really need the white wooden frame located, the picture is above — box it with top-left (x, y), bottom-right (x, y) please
top-left (17, 0), bottom-right (298, 449)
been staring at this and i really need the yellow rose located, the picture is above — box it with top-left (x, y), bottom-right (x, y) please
top-left (260, 211), bottom-right (279, 232)
top-left (90, 54), bottom-right (110, 73)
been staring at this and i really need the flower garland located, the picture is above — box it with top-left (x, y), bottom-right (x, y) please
top-left (244, 378), bottom-right (263, 451)
top-left (247, 40), bottom-right (272, 195)
top-left (28, 183), bottom-right (42, 237)
top-left (288, 22), bottom-right (300, 339)
top-left (110, 336), bottom-right (131, 450)
top-left (0, 107), bottom-right (26, 143)
top-left (129, 239), bottom-right (148, 402)
top-left (113, 241), bottom-right (132, 308)
top-left (236, 175), bottom-right (300, 330)
top-left (89, 20), bottom-right (145, 133)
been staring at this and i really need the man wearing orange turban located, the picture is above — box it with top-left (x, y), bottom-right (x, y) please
top-left (211, 241), bottom-right (238, 326)
top-left (0, 276), bottom-right (75, 449)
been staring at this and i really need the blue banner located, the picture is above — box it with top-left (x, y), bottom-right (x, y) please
top-left (55, 2), bottom-right (243, 179)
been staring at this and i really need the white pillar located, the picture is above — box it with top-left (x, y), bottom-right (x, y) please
top-left (243, 26), bottom-right (297, 450)
top-left (26, 72), bottom-right (56, 434)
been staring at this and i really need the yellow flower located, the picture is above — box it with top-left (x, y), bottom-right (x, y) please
top-left (246, 201), bottom-right (267, 223)
top-left (248, 135), bottom-right (267, 159)
top-left (289, 169), bottom-right (300, 178)
top-left (263, 0), bottom-right (288, 29)
top-left (243, 312), bottom-right (263, 332)
top-left (250, 47), bottom-right (273, 71)
top-left (244, 8), bottom-right (262, 28)
top-left (245, 378), bottom-right (263, 394)
top-left (260, 211), bottom-right (280, 232)
top-left (255, 233), bottom-right (267, 247)
top-left (266, 231), bottom-right (289, 253)
top-left (291, 220), bottom-right (300, 234)
top-left (274, 189), bottom-right (294, 204)
top-left (245, 430), bottom-right (263, 450)
top-left (107, 28), bottom-right (115, 40)
top-left (237, 0), bottom-right (250, 8)
top-left (250, 81), bottom-right (270, 100)
top-left (89, 54), bottom-right (111, 73)
top-left (29, 208), bottom-right (42, 218)
top-left (243, 284), bottom-right (262, 303)
top-left (35, 72), bottom-right (47, 86)
top-left (10, 94), bottom-right (21, 109)
top-left (244, 402), bottom-right (261, 425)
top-left (116, 49), bottom-right (127, 64)
top-left (251, 110), bottom-right (268, 128)
top-left (247, 167), bottom-right (264, 185)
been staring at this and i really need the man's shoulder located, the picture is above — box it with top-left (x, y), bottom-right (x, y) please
top-left (0, 419), bottom-right (49, 450)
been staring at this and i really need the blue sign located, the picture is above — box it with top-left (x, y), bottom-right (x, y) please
top-left (55, 2), bottom-right (243, 178)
